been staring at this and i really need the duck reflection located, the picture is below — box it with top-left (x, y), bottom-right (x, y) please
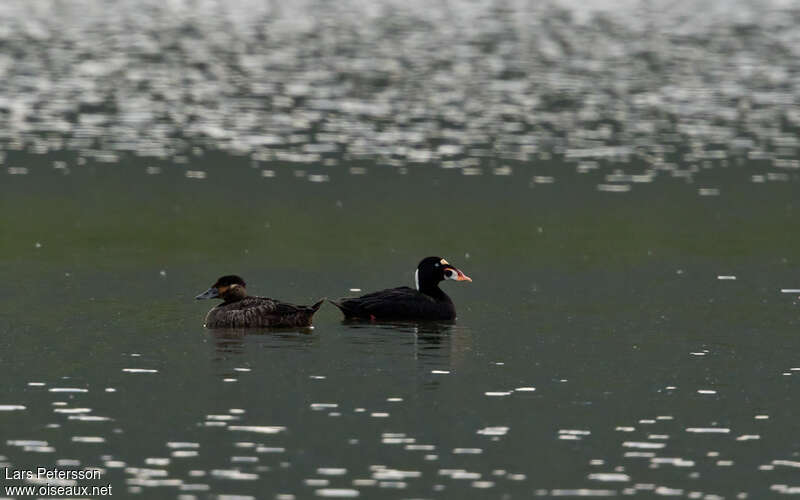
top-left (339, 319), bottom-right (472, 376)
top-left (341, 318), bottom-right (454, 335)
top-left (210, 327), bottom-right (317, 357)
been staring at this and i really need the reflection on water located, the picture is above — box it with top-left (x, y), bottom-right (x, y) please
top-left (341, 319), bottom-right (456, 335)
top-left (1, 0), bottom-right (799, 193)
top-left (338, 320), bottom-right (475, 377)
top-left (211, 328), bottom-right (319, 380)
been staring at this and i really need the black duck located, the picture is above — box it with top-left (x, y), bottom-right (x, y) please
top-left (330, 256), bottom-right (471, 321)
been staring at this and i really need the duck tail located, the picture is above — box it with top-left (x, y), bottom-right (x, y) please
top-left (310, 299), bottom-right (325, 313)
top-left (327, 298), bottom-right (355, 318)
top-left (297, 299), bottom-right (325, 327)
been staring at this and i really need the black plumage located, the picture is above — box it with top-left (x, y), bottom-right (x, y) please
top-left (196, 275), bottom-right (323, 328)
top-left (330, 256), bottom-right (471, 321)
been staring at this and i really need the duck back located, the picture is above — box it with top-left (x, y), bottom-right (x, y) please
top-left (330, 287), bottom-right (456, 321)
top-left (205, 297), bottom-right (323, 328)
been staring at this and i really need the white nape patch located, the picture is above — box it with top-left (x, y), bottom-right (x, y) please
top-left (415, 269), bottom-right (420, 290)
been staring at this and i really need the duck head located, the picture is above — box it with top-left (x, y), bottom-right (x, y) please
top-left (196, 275), bottom-right (248, 302)
top-left (415, 256), bottom-right (472, 293)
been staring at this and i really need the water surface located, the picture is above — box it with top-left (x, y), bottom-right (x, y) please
top-left (1, 159), bottom-right (800, 499)
top-left (1, 0), bottom-right (800, 498)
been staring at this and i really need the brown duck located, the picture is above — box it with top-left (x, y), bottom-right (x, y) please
top-left (196, 275), bottom-right (323, 328)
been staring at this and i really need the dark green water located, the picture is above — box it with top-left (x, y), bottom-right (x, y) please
top-left (1, 0), bottom-right (800, 497)
top-left (1, 155), bottom-right (799, 499)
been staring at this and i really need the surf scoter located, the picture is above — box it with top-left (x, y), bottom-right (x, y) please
top-left (196, 275), bottom-right (323, 328)
top-left (330, 256), bottom-right (472, 321)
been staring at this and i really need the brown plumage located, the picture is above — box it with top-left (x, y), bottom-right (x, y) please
top-left (196, 275), bottom-right (323, 328)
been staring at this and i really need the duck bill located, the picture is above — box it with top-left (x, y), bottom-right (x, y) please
top-left (455, 269), bottom-right (472, 282)
top-left (195, 287), bottom-right (219, 300)
top-left (447, 267), bottom-right (472, 282)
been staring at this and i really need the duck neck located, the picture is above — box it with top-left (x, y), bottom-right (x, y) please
top-left (222, 286), bottom-right (248, 303)
top-left (419, 282), bottom-right (450, 303)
